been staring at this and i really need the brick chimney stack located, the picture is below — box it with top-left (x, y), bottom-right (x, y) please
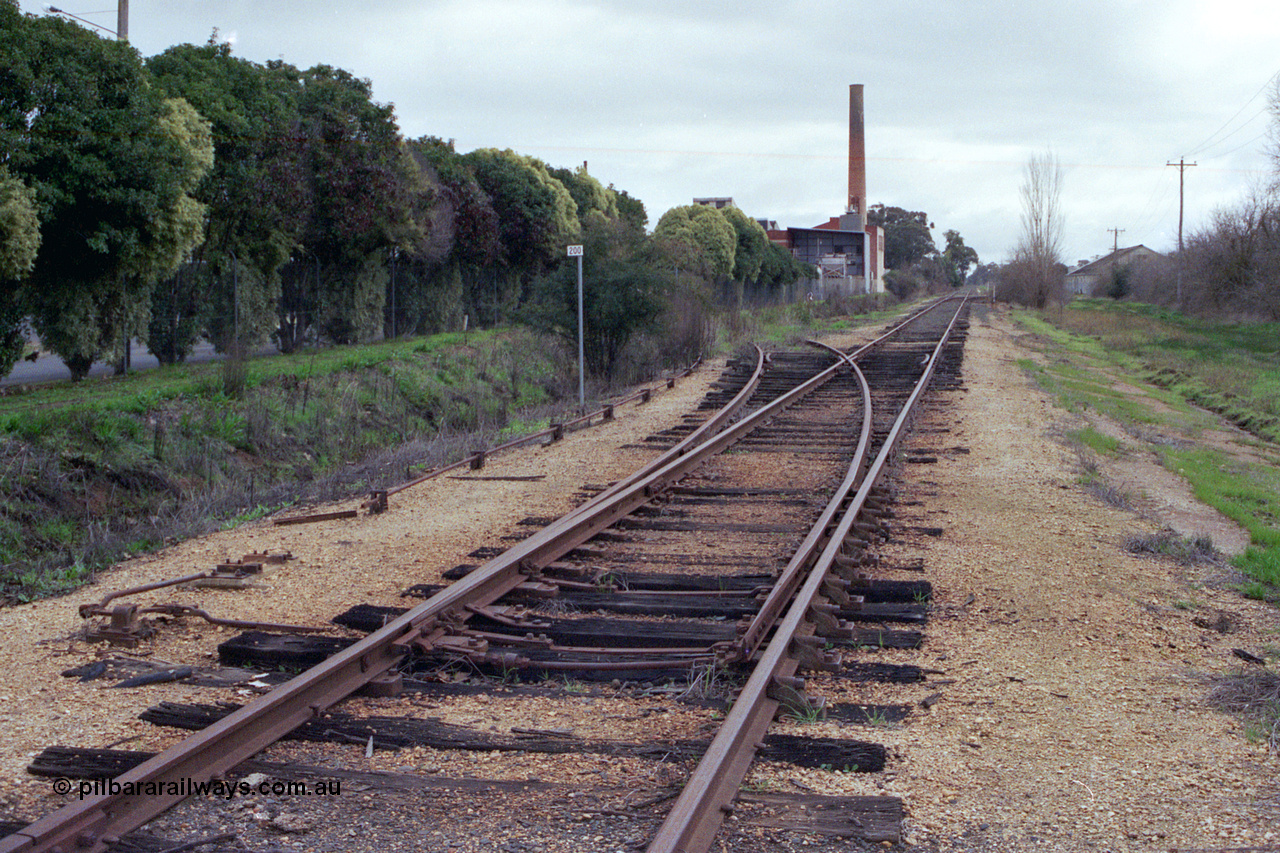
top-left (846, 84), bottom-right (866, 229)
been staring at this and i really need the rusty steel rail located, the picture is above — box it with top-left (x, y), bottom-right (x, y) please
top-left (583, 295), bottom-right (951, 529)
top-left (560, 345), bottom-right (765, 520)
top-left (2, 302), bottom-right (962, 853)
top-left (718, 342), bottom-right (872, 665)
top-left (646, 295), bottom-right (971, 853)
top-left (0, 342), bottom-right (848, 853)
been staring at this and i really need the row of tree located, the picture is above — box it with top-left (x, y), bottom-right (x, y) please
top-left (1, 8), bottom-right (816, 383)
top-left (865, 204), bottom-right (979, 299)
top-left (1180, 166), bottom-right (1280, 320)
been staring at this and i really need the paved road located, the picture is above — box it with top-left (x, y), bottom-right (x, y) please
top-left (2, 340), bottom-right (226, 388)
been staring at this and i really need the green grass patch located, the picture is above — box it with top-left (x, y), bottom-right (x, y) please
top-left (1236, 548), bottom-right (1280, 591)
top-left (5, 560), bottom-right (93, 604)
top-left (1160, 447), bottom-right (1280, 597)
top-left (0, 327), bottom-right (575, 604)
top-left (1020, 301), bottom-right (1280, 605)
top-left (1069, 425), bottom-right (1123, 456)
top-left (1161, 448), bottom-right (1280, 549)
top-left (1014, 357), bottom-right (1041, 374)
top-left (498, 416), bottom-right (552, 441)
top-left (220, 505), bottom-right (274, 531)
top-left (1043, 300), bottom-right (1280, 443)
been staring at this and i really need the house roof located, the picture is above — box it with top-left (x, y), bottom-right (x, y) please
top-left (1067, 245), bottom-right (1162, 277)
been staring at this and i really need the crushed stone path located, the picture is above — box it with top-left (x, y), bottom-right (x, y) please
top-left (890, 304), bottom-right (1279, 851)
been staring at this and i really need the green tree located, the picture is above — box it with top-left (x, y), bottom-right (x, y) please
top-left (718, 204), bottom-right (769, 308)
top-left (757, 240), bottom-right (813, 294)
top-left (0, 8), bottom-right (212, 378)
top-left (612, 187), bottom-right (648, 232)
top-left (550, 164), bottom-right (618, 226)
top-left (526, 217), bottom-right (664, 381)
top-left (402, 136), bottom-right (502, 333)
top-left (147, 41), bottom-right (309, 359)
top-left (941, 229), bottom-right (979, 287)
top-left (720, 205), bottom-right (768, 283)
top-left (462, 148), bottom-right (579, 322)
top-left (1106, 264), bottom-right (1132, 299)
top-left (0, 166), bottom-right (39, 281)
top-left (867, 204), bottom-right (937, 270)
top-left (289, 64), bottom-right (416, 346)
top-left (0, 166), bottom-right (40, 376)
top-left (465, 150), bottom-right (579, 270)
top-left (653, 204), bottom-right (736, 281)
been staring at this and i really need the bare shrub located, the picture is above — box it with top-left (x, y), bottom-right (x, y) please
top-left (1117, 253), bottom-right (1177, 305)
top-left (1125, 531), bottom-right (1221, 565)
top-left (1080, 474), bottom-right (1135, 510)
top-left (1204, 668), bottom-right (1280, 750)
top-left (1182, 187), bottom-right (1280, 320)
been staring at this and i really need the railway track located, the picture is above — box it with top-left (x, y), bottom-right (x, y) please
top-left (2, 296), bottom-right (970, 853)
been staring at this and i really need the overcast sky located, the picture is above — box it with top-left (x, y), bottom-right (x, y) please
top-left (19, 0), bottom-right (1280, 267)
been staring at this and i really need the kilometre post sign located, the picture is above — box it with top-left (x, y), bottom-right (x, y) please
top-left (569, 245), bottom-right (584, 406)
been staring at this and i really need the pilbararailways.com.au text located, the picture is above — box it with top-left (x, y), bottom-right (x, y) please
top-left (54, 777), bottom-right (341, 800)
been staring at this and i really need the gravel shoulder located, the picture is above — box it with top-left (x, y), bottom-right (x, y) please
top-left (890, 304), bottom-right (1279, 851)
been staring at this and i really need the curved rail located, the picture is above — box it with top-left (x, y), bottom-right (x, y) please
top-left (720, 345), bottom-right (872, 664)
top-left (1, 300), bottom-right (964, 853)
top-left (562, 345), bottom-right (766, 518)
top-left (647, 295), bottom-right (971, 853)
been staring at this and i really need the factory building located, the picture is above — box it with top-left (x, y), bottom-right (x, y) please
top-left (767, 85), bottom-right (884, 296)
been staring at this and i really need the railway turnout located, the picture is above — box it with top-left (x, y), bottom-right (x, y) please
top-left (2, 296), bottom-right (971, 853)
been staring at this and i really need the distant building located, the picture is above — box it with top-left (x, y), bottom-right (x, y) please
top-left (692, 197), bottom-right (734, 210)
top-left (1064, 245), bottom-right (1164, 296)
top-left (781, 215), bottom-right (883, 294)
top-left (757, 85), bottom-right (884, 296)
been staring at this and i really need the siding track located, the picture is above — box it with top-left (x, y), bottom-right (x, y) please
top-left (3, 297), bottom-right (971, 853)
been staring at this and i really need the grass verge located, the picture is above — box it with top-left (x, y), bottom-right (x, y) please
top-left (0, 328), bottom-right (573, 604)
top-left (1046, 299), bottom-right (1280, 444)
top-left (1014, 301), bottom-right (1280, 603)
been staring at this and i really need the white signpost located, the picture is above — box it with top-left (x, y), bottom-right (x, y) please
top-left (568, 245), bottom-right (585, 408)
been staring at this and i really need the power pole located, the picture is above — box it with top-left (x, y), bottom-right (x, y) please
top-left (1166, 158), bottom-right (1196, 304)
top-left (117, 0), bottom-right (128, 40)
top-left (1107, 228), bottom-right (1125, 254)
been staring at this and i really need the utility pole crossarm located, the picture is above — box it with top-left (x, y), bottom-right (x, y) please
top-left (1107, 227), bottom-right (1125, 254)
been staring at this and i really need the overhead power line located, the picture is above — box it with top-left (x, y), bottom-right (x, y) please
top-left (1183, 67), bottom-right (1279, 158)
